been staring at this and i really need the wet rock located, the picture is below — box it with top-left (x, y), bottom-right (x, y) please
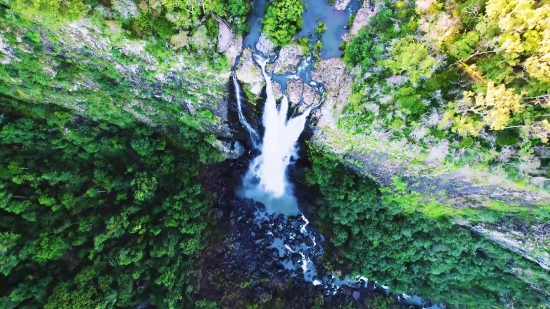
top-left (286, 79), bottom-right (321, 113)
top-left (256, 202), bottom-right (266, 212)
top-left (334, 0), bottom-right (352, 10)
top-left (209, 139), bottom-right (245, 159)
top-left (341, 284), bottom-right (352, 296)
top-left (236, 48), bottom-right (265, 95)
top-left (303, 237), bottom-right (314, 247)
top-left (256, 33), bottom-right (275, 56)
top-left (287, 79), bottom-right (302, 105)
top-left (303, 83), bottom-right (321, 106)
top-left (272, 81), bottom-right (284, 100)
top-left (267, 44), bottom-right (304, 74)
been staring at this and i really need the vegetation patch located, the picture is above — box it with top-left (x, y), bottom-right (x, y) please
top-left (306, 143), bottom-right (550, 308)
top-left (262, 0), bottom-right (306, 46)
top-left (340, 0), bottom-right (550, 190)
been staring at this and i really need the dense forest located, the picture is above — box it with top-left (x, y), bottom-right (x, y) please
top-left (0, 98), bottom-right (223, 308)
top-left (306, 143), bottom-right (550, 308)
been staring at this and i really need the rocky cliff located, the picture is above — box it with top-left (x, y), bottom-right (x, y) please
top-left (0, 17), bottom-right (245, 158)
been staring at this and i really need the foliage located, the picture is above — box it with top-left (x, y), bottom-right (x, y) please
top-left (262, 0), bottom-right (305, 46)
top-left (3, 0), bottom-right (250, 72)
top-left (340, 0), bottom-right (550, 186)
top-left (213, 0), bottom-right (252, 35)
top-left (383, 36), bottom-right (440, 86)
top-left (306, 145), bottom-right (550, 308)
top-left (496, 129), bottom-right (520, 147)
top-left (0, 11), bottom-right (227, 131)
top-left (0, 100), bottom-right (221, 309)
top-left (365, 295), bottom-right (397, 309)
top-left (444, 81), bottom-right (523, 136)
top-left (8, 0), bottom-right (88, 25)
top-left (315, 21), bottom-right (326, 35)
top-left (457, 136), bottom-right (474, 148)
top-left (343, 28), bottom-right (378, 66)
top-left (313, 41), bottom-right (323, 58)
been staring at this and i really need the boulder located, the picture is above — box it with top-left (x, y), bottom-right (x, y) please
top-left (302, 82), bottom-right (321, 106)
top-left (311, 58), bottom-right (352, 128)
top-left (286, 79), bottom-right (321, 113)
top-left (345, 2), bottom-right (379, 41)
top-left (224, 35), bottom-right (243, 67)
top-left (256, 33), bottom-right (275, 56)
top-left (272, 81), bottom-right (284, 100)
top-left (209, 139), bottom-right (245, 159)
top-left (236, 48), bottom-right (265, 95)
top-left (267, 44), bottom-right (304, 74)
top-left (287, 79), bottom-right (303, 105)
top-left (334, 0), bottom-right (352, 10)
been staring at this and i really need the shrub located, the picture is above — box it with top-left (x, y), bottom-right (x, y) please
top-left (496, 129), bottom-right (520, 146)
top-left (262, 0), bottom-right (305, 46)
top-left (457, 136), bottom-right (474, 148)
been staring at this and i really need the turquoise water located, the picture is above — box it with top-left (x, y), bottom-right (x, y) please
top-left (243, 0), bottom-right (361, 59)
top-left (298, 0), bottom-right (361, 58)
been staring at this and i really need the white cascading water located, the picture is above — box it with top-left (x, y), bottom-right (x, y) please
top-left (238, 55), bottom-right (312, 216)
top-left (233, 75), bottom-right (260, 146)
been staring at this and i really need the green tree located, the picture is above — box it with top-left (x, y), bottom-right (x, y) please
top-left (383, 36), bottom-right (440, 86)
top-left (262, 0), bottom-right (305, 45)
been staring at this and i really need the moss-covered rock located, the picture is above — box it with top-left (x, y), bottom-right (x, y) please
top-left (0, 15), bottom-right (231, 137)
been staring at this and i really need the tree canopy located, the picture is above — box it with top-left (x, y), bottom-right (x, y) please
top-left (0, 99), bottom-right (221, 309)
top-left (262, 0), bottom-right (305, 46)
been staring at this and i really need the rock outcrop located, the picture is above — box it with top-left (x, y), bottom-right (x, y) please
top-left (272, 81), bottom-right (284, 100)
top-left (309, 57), bottom-right (550, 270)
top-left (225, 35), bottom-right (243, 67)
top-left (5, 12), bottom-right (548, 275)
top-left (213, 14), bottom-right (233, 52)
top-left (0, 17), bottom-right (236, 157)
top-left (286, 79), bottom-right (322, 113)
top-left (334, 0), bottom-right (352, 10)
top-left (256, 33), bottom-right (275, 56)
top-left (267, 44), bottom-right (304, 74)
top-left (236, 48), bottom-right (265, 95)
top-left (345, 1), bottom-right (379, 41)
top-left (311, 58), bottom-right (353, 128)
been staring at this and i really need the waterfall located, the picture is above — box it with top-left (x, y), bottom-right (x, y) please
top-left (239, 55), bottom-right (312, 216)
top-left (233, 75), bottom-right (260, 147)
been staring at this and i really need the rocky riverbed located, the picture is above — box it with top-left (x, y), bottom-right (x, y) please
top-left (197, 156), bottom-right (432, 308)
